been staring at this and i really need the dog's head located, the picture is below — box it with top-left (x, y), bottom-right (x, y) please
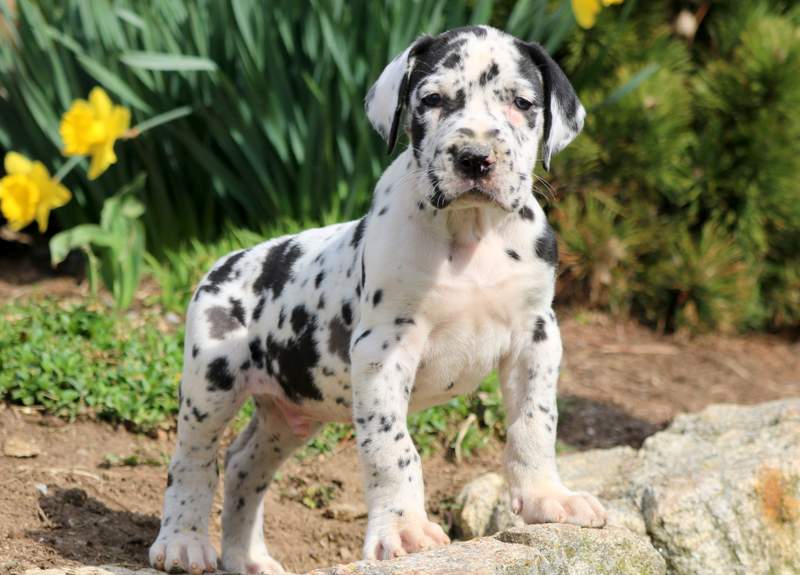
top-left (366, 26), bottom-right (584, 211)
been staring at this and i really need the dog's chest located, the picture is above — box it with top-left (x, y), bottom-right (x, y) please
top-left (409, 234), bottom-right (536, 409)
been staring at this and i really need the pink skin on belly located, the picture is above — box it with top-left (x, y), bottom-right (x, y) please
top-left (244, 371), bottom-right (316, 437)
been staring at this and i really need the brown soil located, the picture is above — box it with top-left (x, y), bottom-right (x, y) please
top-left (1, 271), bottom-right (799, 574)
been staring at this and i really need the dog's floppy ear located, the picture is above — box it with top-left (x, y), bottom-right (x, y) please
top-left (519, 42), bottom-right (585, 171)
top-left (365, 35), bottom-right (435, 154)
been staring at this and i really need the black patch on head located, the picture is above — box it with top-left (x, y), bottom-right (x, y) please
top-left (464, 25), bottom-right (487, 38)
top-left (314, 271), bottom-right (325, 289)
top-left (533, 316), bottom-right (548, 342)
top-left (265, 312), bottom-right (323, 402)
top-left (229, 298), bottom-right (246, 326)
top-left (249, 337), bottom-right (265, 369)
top-left (505, 248), bottom-right (521, 261)
top-left (373, 289), bottom-right (383, 307)
top-left (206, 357), bottom-right (235, 392)
top-left (519, 206), bottom-right (534, 221)
top-left (410, 110), bottom-right (427, 160)
top-left (252, 297), bottom-right (266, 322)
top-left (515, 40), bottom-right (582, 170)
top-left (428, 172), bottom-right (451, 209)
top-left (195, 251), bottom-right (247, 299)
top-left (253, 239), bottom-right (304, 300)
top-left (535, 223), bottom-right (558, 267)
top-left (442, 51), bottom-right (461, 69)
top-left (350, 218), bottom-right (367, 248)
top-left (479, 61), bottom-right (499, 86)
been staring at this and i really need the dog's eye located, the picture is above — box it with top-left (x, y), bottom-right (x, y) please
top-left (421, 93), bottom-right (443, 108)
top-left (514, 97), bottom-right (533, 111)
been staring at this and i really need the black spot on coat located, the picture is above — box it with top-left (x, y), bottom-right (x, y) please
top-left (533, 316), bottom-right (548, 342)
top-left (519, 206), bottom-right (534, 221)
top-left (195, 251), bottom-right (247, 299)
top-left (350, 218), bottom-right (367, 248)
top-left (249, 337), bottom-right (265, 369)
top-left (535, 224), bottom-right (558, 267)
top-left (253, 239), bottom-right (304, 299)
top-left (206, 357), bottom-right (235, 391)
top-left (265, 311), bottom-right (323, 402)
top-left (229, 298), bottom-right (246, 325)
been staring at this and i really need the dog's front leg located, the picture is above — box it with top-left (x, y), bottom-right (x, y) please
top-left (501, 310), bottom-right (607, 527)
top-left (351, 321), bottom-right (450, 560)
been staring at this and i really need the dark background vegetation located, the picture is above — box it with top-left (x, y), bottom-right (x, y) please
top-left (1, 0), bottom-right (798, 333)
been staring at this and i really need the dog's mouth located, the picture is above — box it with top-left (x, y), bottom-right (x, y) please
top-left (461, 186), bottom-right (493, 201)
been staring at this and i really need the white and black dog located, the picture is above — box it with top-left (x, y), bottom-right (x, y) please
top-left (149, 25), bottom-right (605, 575)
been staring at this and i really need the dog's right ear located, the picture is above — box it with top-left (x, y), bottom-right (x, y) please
top-left (365, 36), bottom-right (435, 154)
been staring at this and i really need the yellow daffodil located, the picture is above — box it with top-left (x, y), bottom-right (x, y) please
top-left (572, 0), bottom-right (624, 29)
top-left (0, 152), bottom-right (71, 232)
top-left (60, 86), bottom-right (131, 180)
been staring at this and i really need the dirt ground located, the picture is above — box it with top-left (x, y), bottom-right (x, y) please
top-left (2, 304), bottom-right (799, 575)
top-left (2, 247), bottom-right (799, 573)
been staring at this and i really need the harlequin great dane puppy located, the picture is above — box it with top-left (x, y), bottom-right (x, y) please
top-left (149, 24), bottom-right (605, 575)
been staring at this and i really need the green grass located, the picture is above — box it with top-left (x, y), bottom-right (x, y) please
top-left (0, 296), bottom-right (507, 457)
top-left (0, 299), bottom-right (182, 430)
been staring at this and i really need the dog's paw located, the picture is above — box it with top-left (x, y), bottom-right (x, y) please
top-left (149, 532), bottom-right (218, 574)
top-left (363, 510), bottom-right (450, 560)
top-left (222, 546), bottom-right (285, 575)
top-left (511, 485), bottom-right (606, 528)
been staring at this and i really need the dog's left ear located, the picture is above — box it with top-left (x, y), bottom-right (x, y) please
top-left (365, 35), bottom-right (435, 154)
top-left (519, 42), bottom-right (585, 171)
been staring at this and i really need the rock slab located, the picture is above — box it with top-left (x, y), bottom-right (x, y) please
top-left (453, 399), bottom-right (800, 575)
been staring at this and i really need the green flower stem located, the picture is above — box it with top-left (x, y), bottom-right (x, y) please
top-left (53, 155), bottom-right (83, 182)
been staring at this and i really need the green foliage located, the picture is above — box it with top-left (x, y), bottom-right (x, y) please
top-left (554, 1), bottom-right (800, 332)
top-left (0, 300), bottom-right (182, 430)
top-left (50, 176), bottom-right (147, 309)
top-left (0, 0), bottom-right (573, 256)
top-left (0, 296), bottom-right (509, 456)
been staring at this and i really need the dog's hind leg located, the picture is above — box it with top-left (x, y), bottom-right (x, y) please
top-left (220, 396), bottom-right (315, 574)
top-left (150, 297), bottom-right (251, 574)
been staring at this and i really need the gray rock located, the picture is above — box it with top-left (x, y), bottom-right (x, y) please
top-left (453, 447), bottom-right (646, 537)
top-left (632, 400), bottom-right (800, 575)
top-left (453, 472), bottom-right (523, 539)
top-left (309, 524), bottom-right (665, 575)
top-left (454, 399), bottom-right (800, 575)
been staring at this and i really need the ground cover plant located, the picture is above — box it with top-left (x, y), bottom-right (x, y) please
top-left (0, 296), bottom-right (506, 458)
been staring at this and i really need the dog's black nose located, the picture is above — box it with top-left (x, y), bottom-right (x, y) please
top-left (455, 149), bottom-right (495, 179)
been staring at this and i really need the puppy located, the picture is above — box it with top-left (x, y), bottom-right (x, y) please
top-left (149, 24), bottom-right (605, 575)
